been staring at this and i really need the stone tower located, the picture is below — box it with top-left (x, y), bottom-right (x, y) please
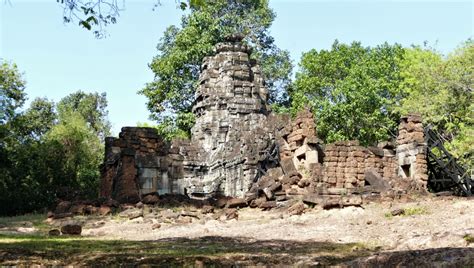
top-left (179, 34), bottom-right (277, 198)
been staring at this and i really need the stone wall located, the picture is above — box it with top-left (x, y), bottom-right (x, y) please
top-left (100, 127), bottom-right (173, 203)
top-left (396, 114), bottom-right (428, 188)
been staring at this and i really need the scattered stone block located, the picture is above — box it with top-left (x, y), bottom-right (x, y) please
top-left (227, 198), bottom-right (247, 208)
top-left (288, 202), bottom-right (305, 216)
top-left (61, 224), bottom-right (82, 235)
top-left (142, 194), bottom-right (159, 205)
top-left (48, 229), bottom-right (60, 236)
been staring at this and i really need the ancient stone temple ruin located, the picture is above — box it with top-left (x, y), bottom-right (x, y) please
top-left (100, 35), bottom-right (432, 205)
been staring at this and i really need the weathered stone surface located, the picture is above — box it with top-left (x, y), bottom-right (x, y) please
top-left (55, 201), bottom-right (72, 214)
top-left (259, 201), bottom-right (277, 209)
top-left (61, 224), bottom-right (82, 235)
top-left (288, 202), bottom-right (305, 216)
top-left (226, 198), bottom-right (247, 208)
top-left (142, 194), bottom-right (159, 205)
top-left (98, 205), bottom-right (111, 216)
top-left (48, 229), bottom-right (60, 236)
top-left (364, 169), bottom-right (391, 192)
top-left (119, 208), bottom-right (143, 220)
top-left (201, 205), bottom-right (214, 214)
top-left (224, 208), bottom-right (238, 220)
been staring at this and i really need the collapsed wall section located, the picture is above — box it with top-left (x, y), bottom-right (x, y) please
top-left (99, 127), bottom-right (177, 203)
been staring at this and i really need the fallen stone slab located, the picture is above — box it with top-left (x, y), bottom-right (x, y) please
top-left (365, 169), bottom-right (391, 192)
top-left (224, 208), bottom-right (238, 220)
top-left (48, 229), bottom-right (60, 236)
top-left (303, 194), bottom-right (324, 205)
top-left (61, 224), bottom-right (82, 235)
top-left (53, 212), bottom-right (73, 219)
top-left (259, 201), bottom-right (277, 209)
top-left (142, 194), bottom-right (159, 205)
top-left (288, 202), bottom-right (305, 216)
top-left (391, 208), bottom-right (405, 216)
top-left (119, 208), bottom-right (143, 220)
top-left (226, 198), bottom-right (247, 208)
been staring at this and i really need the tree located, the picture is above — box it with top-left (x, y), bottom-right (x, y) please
top-left (397, 40), bottom-right (473, 169)
top-left (46, 110), bottom-right (103, 198)
top-left (0, 60), bottom-right (26, 125)
top-left (57, 90), bottom-right (111, 141)
top-left (292, 41), bottom-right (405, 145)
top-left (139, 0), bottom-right (292, 135)
top-left (57, 0), bottom-right (207, 38)
top-left (15, 97), bottom-right (57, 141)
top-left (0, 64), bottom-right (110, 214)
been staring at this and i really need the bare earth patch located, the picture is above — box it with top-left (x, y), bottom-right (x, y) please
top-left (1, 196), bottom-right (473, 266)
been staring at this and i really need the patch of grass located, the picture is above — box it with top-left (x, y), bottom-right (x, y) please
top-left (463, 234), bottom-right (474, 244)
top-left (403, 207), bottom-right (428, 216)
top-left (384, 207), bottom-right (428, 219)
top-left (0, 213), bottom-right (49, 232)
top-left (0, 234), bottom-right (375, 266)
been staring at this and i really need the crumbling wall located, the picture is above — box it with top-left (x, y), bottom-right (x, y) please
top-left (100, 127), bottom-right (174, 203)
top-left (396, 114), bottom-right (428, 189)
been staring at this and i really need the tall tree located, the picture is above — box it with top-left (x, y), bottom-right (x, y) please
top-left (139, 0), bottom-right (292, 134)
top-left (292, 41), bottom-right (405, 145)
top-left (57, 91), bottom-right (111, 141)
top-left (15, 97), bottom-right (57, 141)
top-left (397, 40), bottom-right (473, 168)
top-left (0, 61), bottom-right (26, 125)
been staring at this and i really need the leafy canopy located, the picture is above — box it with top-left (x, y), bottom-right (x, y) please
top-left (57, 90), bottom-right (111, 141)
top-left (397, 40), bottom-right (473, 168)
top-left (0, 60), bottom-right (110, 215)
top-left (292, 41), bottom-right (405, 145)
top-left (139, 0), bottom-right (292, 135)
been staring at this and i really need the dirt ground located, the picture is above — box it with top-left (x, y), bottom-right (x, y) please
top-left (1, 195), bottom-right (473, 266)
top-left (78, 196), bottom-right (474, 251)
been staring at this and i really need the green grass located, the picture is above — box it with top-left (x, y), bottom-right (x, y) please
top-left (463, 234), bottom-right (474, 244)
top-left (0, 233), bottom-right (374, 266)
top-left (0, 213), bottom-right (49, 233)
top-left (384, 207), bottom-right (428, 218)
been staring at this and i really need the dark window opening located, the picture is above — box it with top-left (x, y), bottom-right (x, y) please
top-left (401, 164), bottom-right (411, 178)
top-left (297, 154), bottom-right (306, 162)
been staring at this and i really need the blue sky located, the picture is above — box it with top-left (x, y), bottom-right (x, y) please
top-left (1, 0), bottom-right (473, 135)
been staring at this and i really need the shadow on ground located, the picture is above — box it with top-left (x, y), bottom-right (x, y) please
top-left (0, 235), bottom-right (472, 266)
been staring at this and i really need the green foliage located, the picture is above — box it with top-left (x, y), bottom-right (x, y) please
top-left (292, 41), bottom-right (405, 145)
top-left (46, 110), bottom-right (103, 197)
top-left (140, 0), bottom-right (292, 134)
top-left (57, 91), bottom-right (111, 141)
top-left (0, 60), bottom-right (26, 124)
top-left (58, 0), bottom-right (208, 38)
top-left (385, 207), bottom-right (428, 218)
top-left (397, 40), bottom-right (473, 169)
top-left (0, 61), bottom-right (109, 215)
top-left (14, 98), bottom-right (57, 141)
top-left (464, 234), bottom-right (474, 244)
top-left (137, 117), bottom-right (191, 141)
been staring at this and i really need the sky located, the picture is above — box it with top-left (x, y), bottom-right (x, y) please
top-left (1, 0), bottom-right (473, 135)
